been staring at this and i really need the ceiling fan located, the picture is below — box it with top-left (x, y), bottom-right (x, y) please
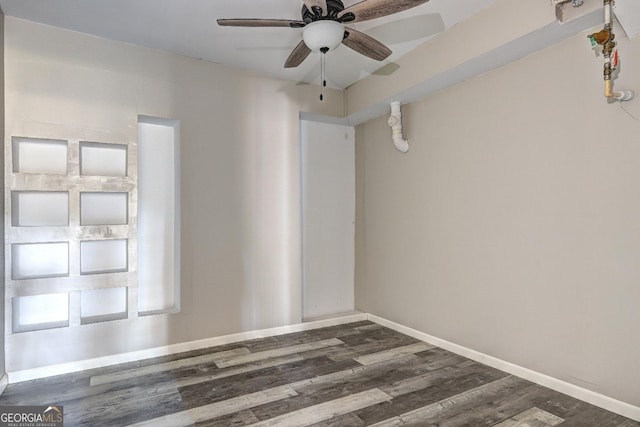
top-left (217, 0), bottom-right (429, 70)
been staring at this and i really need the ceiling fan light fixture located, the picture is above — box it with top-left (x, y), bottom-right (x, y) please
top-left (302, 20), bottom-right (345, 52)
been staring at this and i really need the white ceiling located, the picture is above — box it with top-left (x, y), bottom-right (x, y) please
top-left (0, 0), bottom-right (495, 89)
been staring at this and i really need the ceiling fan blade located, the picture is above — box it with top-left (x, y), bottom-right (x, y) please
top-left (285, 40), bottom-right (312, 68)
top-left (342, 28), bottom-right (392, 61)
top-left (217, 19), bottom-right (306, 28)
top-left (338, 0), bottom-right (429, 24)
top-left (303, 0), bottom-right (328, 16)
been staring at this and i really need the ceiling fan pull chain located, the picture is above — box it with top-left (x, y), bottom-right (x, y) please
top-left (320, 55), bottom-right (324, 101)
top-left (320, 47), bottom-right (329, 101)
top-left (323, 53), bottom-right (327, 88)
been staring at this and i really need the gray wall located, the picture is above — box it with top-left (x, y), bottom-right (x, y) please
top-left (4, 17), bottom-right (343, 372)
top-left (355, 28), bottom-right (640, 407)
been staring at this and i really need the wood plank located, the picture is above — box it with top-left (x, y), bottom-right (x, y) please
top-left (381, 366), bottom-right (462, 397)
top-left (250, 353), bottom-right (465, 422)
top-left (125, 385), bottom-right (297, 427)
top-left (354, 324), bottom-right (383, 331)
top-left (289, 354), bottom-right (420, 392)
top-left (250, 388), bottom-right (392, 427)
top-left (238, 322), bottom-right (372, 353)
top-left (369, 376), bottom-right (531, 426)
top-left (90, 347), bottom-right (250, 386)
top-left (288, 353), bottom-right (469, 404)
top-left (250, 355), bottom-right (435, 421)
top-left (494, 407), bottom-right (564, 426)
top-left (177, 357), bottom-right (360, 410)
top-left (306, 412), bottom-right (366, 427)
top-left (354, 343), bottom-right (435, 366)
top-left (215, 338), bottom-right (344, 368)
top-left (194, 409), bottom-right (259, 427)
top-left (326, 327), bottom-right (421, 362)
top-left (154, 355), bottom-right (305, 394)
top-left (63, 385), bottom-right (183, 426)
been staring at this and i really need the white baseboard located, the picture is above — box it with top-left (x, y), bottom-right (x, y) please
top-left (368, 314), bottom-right (640, 422)
top-left (0, 374), bottom-right (8, 396)
top-left (8, 313), bottom-right (368, 384)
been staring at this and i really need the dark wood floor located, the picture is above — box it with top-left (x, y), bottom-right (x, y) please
top-left (1, 321), bottom-right (638, 426)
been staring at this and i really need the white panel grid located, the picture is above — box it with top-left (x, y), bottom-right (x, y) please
top-left (80, 142), bottom-right (128, 177)
top-left (12, 137), bottom-right (68, 175)
top-left (5, 136), bottom-right (138, 334)
top-left (11, 242), bottom-right (69, 280)
top-left (80, 192), bottom-right (128, 226)
top-left (12, 191), bottom-right (69, 227)
top-left (81, 287), bottom-right (128, 324)
top-left (13, 293), bottom-right (69, 332)
top-left (80, 239), bottom-right (128, 275)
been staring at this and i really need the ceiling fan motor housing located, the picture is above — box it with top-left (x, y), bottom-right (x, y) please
top-left (302, 0), bottom-right (352, 23)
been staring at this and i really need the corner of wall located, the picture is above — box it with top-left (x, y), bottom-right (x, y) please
top-left (353, 122), bottom-right (367, 313)
top-left (1, 6), bottom-right (6, 387)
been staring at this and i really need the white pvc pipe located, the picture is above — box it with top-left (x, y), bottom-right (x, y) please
top-left (388, 102), bottom-right (409, 153)
top-left (602, 0), bottom-right (635, 102)
top-left (604, 0), bottom-right (611, 26)
top-left (604, 0), bottom-right (612, 68)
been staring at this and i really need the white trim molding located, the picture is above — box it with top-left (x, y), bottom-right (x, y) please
top-left (7, 313), bottom-right (367, 384)
top-left (367, 314), bottom-right (640, 422)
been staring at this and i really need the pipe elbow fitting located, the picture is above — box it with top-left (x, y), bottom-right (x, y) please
top-left (389, 102), bottom-right (409, 153)
top-left (392, 135), bottom-right (409, 153)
